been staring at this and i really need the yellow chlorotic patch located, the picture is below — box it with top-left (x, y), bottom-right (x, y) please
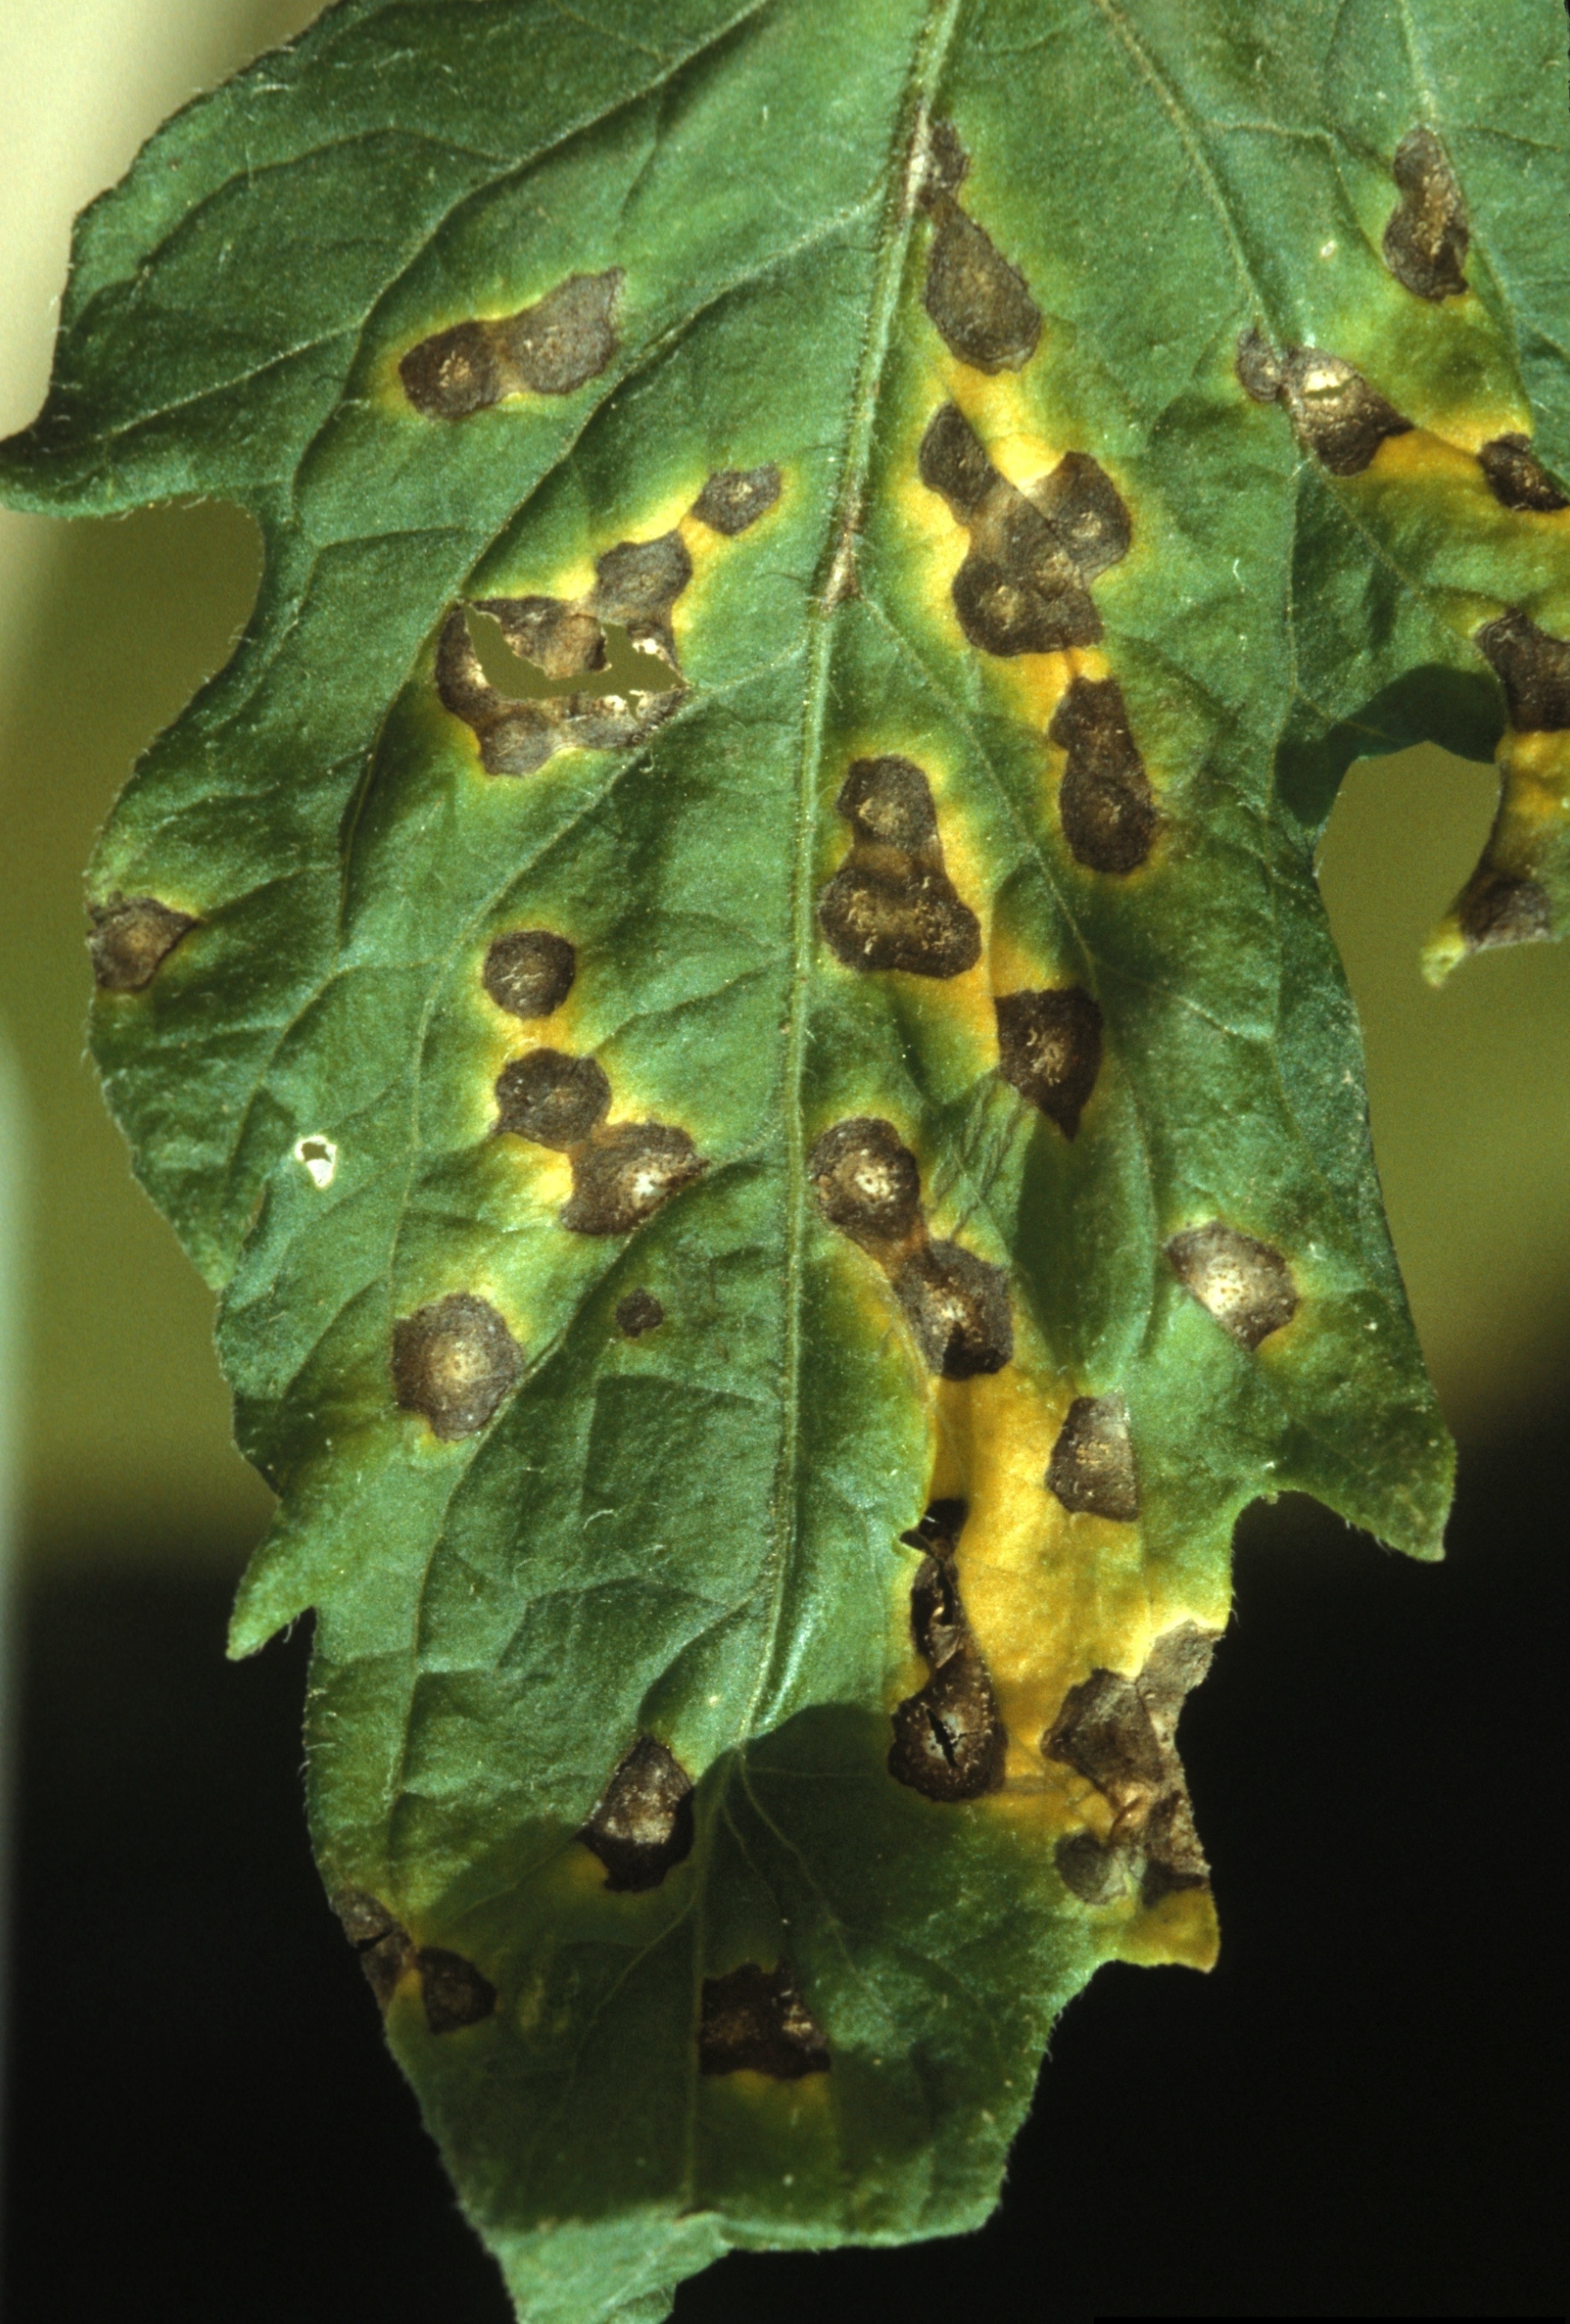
top-left (493, 1138), bottom-right (576, 1213)
top-left (1420, 915), bottom-right (1469, 986)
top-left (1367, 424), bottom-right (1487, 495)
top-left (1000, 642), bottom-right (1101, 736)
top-left (1112, 1883), bottom-right (1220, 1970)
top-left (1496, 726), bottom-right (1570, 823)
top-left (939, 357), bottom-right (1062, 491)
top-left (984, 917), bottom-right (1066, 999)
top-left (917, 1341), bottom-right (1227, 1969)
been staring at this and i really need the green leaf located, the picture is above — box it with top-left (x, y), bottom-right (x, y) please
top-left (5, 1), bottom-right (1567, 2314)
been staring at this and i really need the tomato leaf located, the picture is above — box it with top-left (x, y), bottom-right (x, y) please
top-left (4, 3), bottom-right (1566, 2316)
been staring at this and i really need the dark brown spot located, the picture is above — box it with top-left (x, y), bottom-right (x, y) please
top-left (812, 1122), bottom-right (1012, 1378)
top-left (391, 1292), bottom-right (523, 1439)
top-left (474, 595), bottom-right (606, 680)
top-left (917, 124), bottom-right (1040, 374)
top-left (1049, 677), bottom-right (1158, 873)
top-left (1478, 435), bottom-right (1569, 514)
top-left (836, 753), bottom-right (940, 851)
top-left (436, 605), bottom-right (682, 778)
top-left (435, 519), bottom-right (693, 779)
top-left (905, 1532), bottom-right (967, 1666)
top-left (807, 1116), bottom-right (923, 1251)
top-left (949, 505), bottom-right (1100, 657)
top-left (699, 1961), bottom-right (829, 2079)
top-left (817, 754), bottom-right (982, 978)
top-left (1046, 1394), bottom-right (1139, 1522)
top-left (1044, 1622), bottom-right (1217, 1902)
top-left (917, 399), bottom-right (996, 520)
top-left (690, 464), bottom-right (781, 535)
top-left (494, 1046), bottom-right (704, 1238)
top-left (1382, 126), bottom-right (1469, 301)
top-left (1234, 324), bottom-right (1283, 405)
top-left (482, 930), bottom-right (576, 1021)
top-left (994, 986), bottom-right (1103, 1137)
top-left (1026, 452), bottom-right (1133, 583)
top-left (923, 199), bottom-right (1042, 374)
top-left (1455, 869), bottom-right (1553, 951)
top-left (895, 1241), bottom-right (1013, 1379)
top-left (579, 1734), bottom-right (694, 1890)
top-left (917, 403), bottom-right (1111, 658)
top-left (920, 117), bottom-right (970, 206)
top-left (87, 896), bottom-right (197, 992)
top-left (615, 1287), bottom-right (666, 1338)
top-left (1053, 1830), bottom-right (1132, 1905)
top-left (890, 1653), bottom-right (1009, 1801)
top-left (817, 866), bottom-right (982, 980)
top-left (1167, 1221), bottom-right (1298, 1350)
top-left (415, 1946), bottom-right (496, 2035)
top-left (591, 530), bottom-right (692, 665)
top-left (562, 1122), bottom-right (705, 1236)
top-left (1277, 345), bottom-right (1413, 476)
top-left (494, 1049), bottom-right (610, 1149)
top-left (1047, 1667), bottom-right (1165, 1803)
top-left (889, 1507), bottom-right (1007, 1804)
top-left (1475, 609), bottom-right (1570, 731)
top-left (900, 1496), bottom-right (967, 1558)
top-left (400, 268), bottom-right (622, 417)
top-left (333, 1888), bottom-right (411, 2010)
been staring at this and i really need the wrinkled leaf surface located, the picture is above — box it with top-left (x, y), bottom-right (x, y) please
top-left (4, 2), bottom-right (1568, 2316)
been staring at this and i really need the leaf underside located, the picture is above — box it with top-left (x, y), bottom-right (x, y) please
top-left (4, 2), bottom-right (1567, 2316)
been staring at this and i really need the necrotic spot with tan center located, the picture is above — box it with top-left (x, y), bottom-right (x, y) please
top-left (400, 269), bottom-right (622, 418)
top-left (809, 1119), bottom-right (1012, 1378)
top-left (1382, 125), bottom-right (1469, 302)
top-left (415, 1948), bottom-right (497, 2035)
top-left (917, 403), bottom-right (1121, 660)
top-left (615, 1288), bottom-right (666, 1339)
top-left (1475, 609), bottom-right (1570, 731)
top-left (1049, 677), bottom-right (1158, 873)
top-left (482, 930), bottom-right (576, 1020)
top-left (333, 1889), bottom-right (412, 2009)
top-left (87, 896), bottom-right (197, 992)
top-left (895, 1241), bottom-right (1013, 1379)
top-left (917, 120), bottom-right (1041, 374)
top-left (994, 986), bottom-right (1103, 1137)
top-left (689, 464), bottom-right (781, 535)
top-left (1027, 452), bottom-right (1132, 582)
top-left (494, 1050), bottom-right (610, 1149)
top-left (817, 754), bottom-right (982, 977)
top-left (494, 1049), bottom-right (704, 1237)
top-left (1046, 1393), bottom-right (1139, 1522)
top-left (1167, 1221), bottom-right (1298, 1350)
top-left (562, 1122), bottom-right (705, 1236)
top-left (698, 1963), bottom-right (830, 2079)
top-left (1236, 332), bottom-right (1413, 476)
top-left (579, 1735), bottom-right (694, 1891)
top-left (1044, 1623), bottom-right (1217, 1907)
top-left (434, 520), bottom-right (692, 778)
top-left (887, 1513), bottom-right (1008, 1803)
top-left (807, 1116), bottom-right (923, 1250)
top-left (1278, 346), bottom-right (1413, 476)
top-left (391, 1293), bottom-right (523, 1439)
top-left (1477, 436), bottom-right (1569, 514)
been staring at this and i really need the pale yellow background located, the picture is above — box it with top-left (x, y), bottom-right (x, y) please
top-left (1, 0), bottom-right (1566, 1564)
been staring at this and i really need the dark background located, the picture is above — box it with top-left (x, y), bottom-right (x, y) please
top-left (4, 1427), bottom-right (1558, 2323)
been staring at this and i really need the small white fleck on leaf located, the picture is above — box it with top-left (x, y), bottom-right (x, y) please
top-left (292, 1134), bottom-right (337, 1188)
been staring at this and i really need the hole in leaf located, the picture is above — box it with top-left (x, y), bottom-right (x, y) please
top-left (464, 606), bottom-right (679, 701)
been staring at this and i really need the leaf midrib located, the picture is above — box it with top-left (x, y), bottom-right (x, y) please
top-left (747, 0), bottom-right (967, 1749)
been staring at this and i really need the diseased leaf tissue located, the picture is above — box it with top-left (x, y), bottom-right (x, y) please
top-left (4, 2), bottom-right (1567, 2316)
